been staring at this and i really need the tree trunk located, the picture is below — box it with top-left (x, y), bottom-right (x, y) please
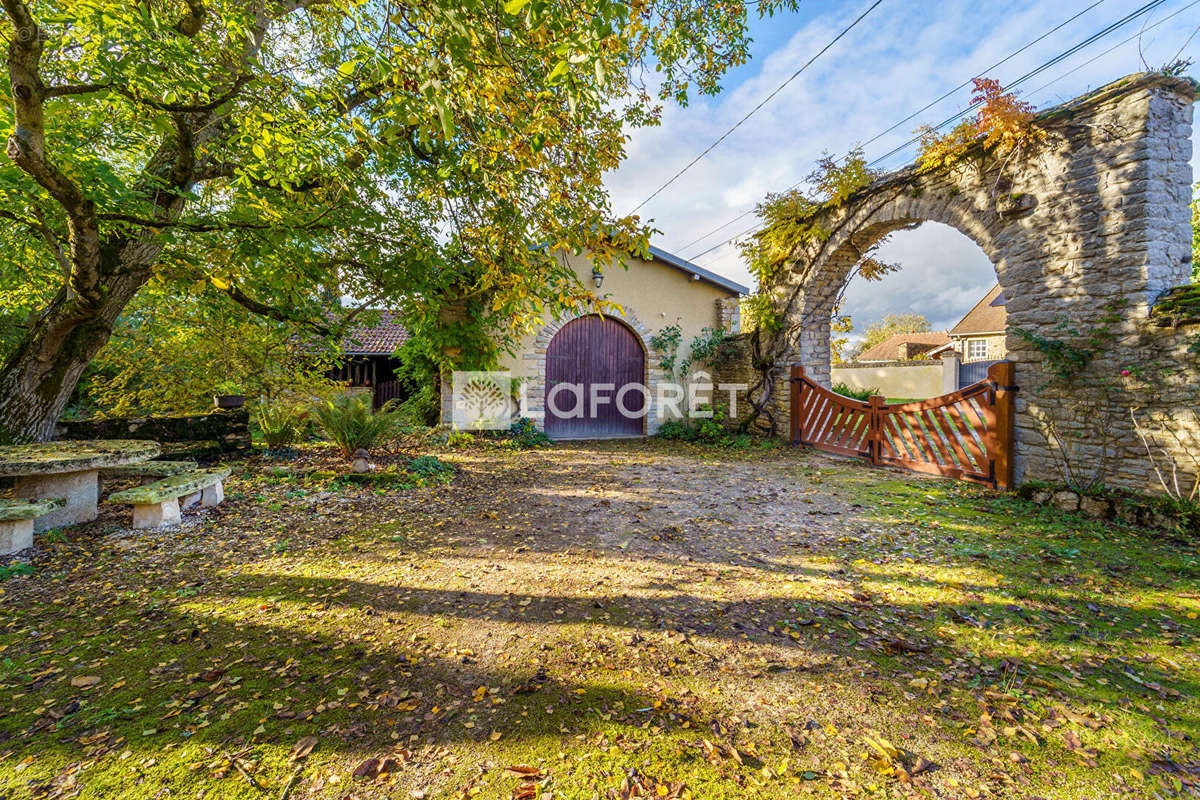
top-left (0, 271), bottom-right (147, 443)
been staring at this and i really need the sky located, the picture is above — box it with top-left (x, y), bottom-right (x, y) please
top-left (605, 0), bottom-right (1200, 336)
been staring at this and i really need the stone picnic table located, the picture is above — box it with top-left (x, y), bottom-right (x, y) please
top-left (0, 440), bottom-right (161, 532)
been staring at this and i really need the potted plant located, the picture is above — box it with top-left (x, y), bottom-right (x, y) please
top-left (213, 381), bottom-right (245, 409)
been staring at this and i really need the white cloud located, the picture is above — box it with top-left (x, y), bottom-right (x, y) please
top-left (606, 0), bottom-right (1200, 330)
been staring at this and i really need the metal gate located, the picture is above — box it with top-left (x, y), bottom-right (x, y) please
top-left (958, 359), bottom-right (1001, 389)
top-left (789, 362), bottom-right (1015, 488)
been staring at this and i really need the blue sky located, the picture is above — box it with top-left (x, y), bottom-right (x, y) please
top-left (606, 0), bottom-right (1200, 335)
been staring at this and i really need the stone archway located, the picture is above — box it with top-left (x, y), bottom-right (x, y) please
top-left (737, 72), bottom-right (1198, 492)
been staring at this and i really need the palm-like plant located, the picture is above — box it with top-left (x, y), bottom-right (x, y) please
top-left (310, 393), bottom-right (407, 457)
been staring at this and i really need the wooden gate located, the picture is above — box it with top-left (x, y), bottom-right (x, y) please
top-left (789, 362), bottom-right (1015, 488)
top-left (545, 315), bottom-right (645, 438)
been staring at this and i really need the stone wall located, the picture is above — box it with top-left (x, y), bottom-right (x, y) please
top-left (58, 409), bottom-right (251, 458)
top-left (727, 72), bottom-right (1200, 495)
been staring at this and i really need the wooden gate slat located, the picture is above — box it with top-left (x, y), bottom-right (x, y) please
top-left (944, 401), bottom-right (988, 471)
top-left (788, 363), bottom-right (1015, 489)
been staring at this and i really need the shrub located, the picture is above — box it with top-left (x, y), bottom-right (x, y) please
top-left (255, 399), bottom-right (305, 448)
top-left (407, 455), bottom-right (454, 481)
top-left (832, 382), bottom-right (877, 402)
top-left (398, 383), bottom-right (440, 428)
top-left (310, 392), bottom-right (407, 457)
top-left (446, 428), bottom-right (476, 448)
top-left (507, 417), bottom-right (552, 448)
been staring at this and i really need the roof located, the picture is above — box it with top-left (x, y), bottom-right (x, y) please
top-left (645, 244), bottom-right (749, 295)
top-left (856, 331), bottom-right (951, 362)
top-left (341, 310), bottom-right (408, 355)
top-left (950, 284), bottom-right (1007, 336)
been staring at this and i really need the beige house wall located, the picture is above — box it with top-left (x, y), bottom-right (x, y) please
top-left (947, 332), bottom-right (1007, 361)
top-left (476, 250), bottom-right (741, 434)
top-left (831, 362), bottom-right (944, 400)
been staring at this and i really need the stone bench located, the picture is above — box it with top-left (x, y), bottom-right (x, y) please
top-left (99, 460), bottom-right (198, 479)
top-left (0, 498), bottom-right (65, 555)
top-left (106, 467), bottom-right (231, 529)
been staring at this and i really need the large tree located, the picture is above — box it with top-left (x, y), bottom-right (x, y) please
top-left (0, 0), bottom-right (783, 442)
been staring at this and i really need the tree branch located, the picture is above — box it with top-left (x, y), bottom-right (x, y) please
top-left (220, 285), bottom-right (333, 335)
top-left (2, 0), bottom-right (104, 302)
top-left (42, 81), bottom-right (112, 99)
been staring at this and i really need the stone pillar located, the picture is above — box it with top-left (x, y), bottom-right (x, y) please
top-left (941, 352), bottom-right (960, 395)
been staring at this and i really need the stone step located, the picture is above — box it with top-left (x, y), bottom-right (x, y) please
top-left (107, 467), bottom-right (232, 506)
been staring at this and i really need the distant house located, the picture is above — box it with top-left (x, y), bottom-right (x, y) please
top-left (327, 310), bottom-right (409, 408)
top-left (855, 331), bottom-right (951, 363)
top-left (930, 284), bottom-right (1007, 362)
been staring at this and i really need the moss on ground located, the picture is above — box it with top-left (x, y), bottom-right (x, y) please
top-left (0, 441), bottom-right (1196, 798)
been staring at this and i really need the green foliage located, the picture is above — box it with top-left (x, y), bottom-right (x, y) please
top-left (0, 562), bottom-right (35, 582)
top-left (446, 429), bottom-right (476, 449)
top-left (76, 288), bottom-right (340, 418)
top-left (654, 403), bottom-right (771, 448)
top-left (685, 327), bottom-right (736, 375)
top-left (254, 400), bottom-right (305, 449)
top-left (0, 0), bottom-right (799, 438)
top-left (1192, 187), bottom-right (1199, 282)
top-left (832, 382), bottom-right (878, 402)
top-left (741, 147), bottom-right (881, 334)
top-left (397, 385), bottom-right (440, 430)
top-left (406, 455), bottom-right (454, 481)
top-left (506, 417), bottom-right (553, 449)
top-left (310, 394), bottom-right (407, 458)
top-left (1012, 301), bottom-right (1124, 384)
top-left (650, 324), bottom-right (733, 379)
top-left (650, 324), bottom-right (684, 373)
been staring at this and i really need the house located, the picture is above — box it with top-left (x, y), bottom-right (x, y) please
top-left (327, 310), bottom-right (409, 408)
top-left (930, 284), bottom-right (1008, 362)
top-left (854, 331), bottom-right (951, 363)
top-left (443, 245), bottom-right (748, 438)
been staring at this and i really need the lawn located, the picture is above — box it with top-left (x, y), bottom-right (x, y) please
top-left (1, 439), bottom-right (1197, 799)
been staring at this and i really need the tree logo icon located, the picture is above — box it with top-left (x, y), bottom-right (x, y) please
top-left (452, 371), bottom-right (518, 430)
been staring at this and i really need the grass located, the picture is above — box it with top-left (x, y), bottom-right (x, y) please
top-left (0, 440), bottom-right (1196, 799)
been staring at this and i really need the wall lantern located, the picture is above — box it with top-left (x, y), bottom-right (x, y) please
top-left (592, 266), bottom-right (604, 289)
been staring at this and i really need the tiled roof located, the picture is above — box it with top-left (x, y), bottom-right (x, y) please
top-left (856, 331), bottom-right (951, 362)
top-left (341, 310), bottom-right (408, 355)
top-left (950, 284), bottom-right (1007, 335)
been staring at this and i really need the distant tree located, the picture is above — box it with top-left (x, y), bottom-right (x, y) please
top-left (851, 313), bottom-right (932, 360)
top-left (830, 310), bottom-right (854, 364)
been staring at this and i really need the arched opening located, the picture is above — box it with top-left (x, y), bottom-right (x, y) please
top-left (823, 221), bottom-right (1005, 402)
top-left (544, 315), bottom-right (647, 439)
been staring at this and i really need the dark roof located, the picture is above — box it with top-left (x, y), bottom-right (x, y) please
top-left (856, 331), bottom-right (951, 362)
top-left (341, 310), bottom-right (408, 355)
top-left (950, 284), bottom-right (1007, 335)
top-left (645, 244), bottom-right (749, 295)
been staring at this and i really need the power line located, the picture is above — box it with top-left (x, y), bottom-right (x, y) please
top-left (626, 0), bottom-right (886, 216)
top-left (1023, 0), bottom-right (1200, 99)
top-left (675, 0), bottom-right (1110, 257)
top-left (867, 0), bottom-right (1169, 167)
top-left (686, 0), bottom-right (1177, 267)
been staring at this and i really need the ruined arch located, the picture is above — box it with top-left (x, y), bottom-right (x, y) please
top-left (739, 72), bottom-right (1198, 491)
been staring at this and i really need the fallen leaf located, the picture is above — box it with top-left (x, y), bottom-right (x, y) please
top-left (290, 735), bottom-right (318, 761)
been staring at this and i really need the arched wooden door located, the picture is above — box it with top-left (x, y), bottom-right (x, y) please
top-left (545, 316), bottom-right (645, 438)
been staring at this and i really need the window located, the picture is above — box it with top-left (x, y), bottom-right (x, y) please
top-left (967, 339), bottom-right (989, 361)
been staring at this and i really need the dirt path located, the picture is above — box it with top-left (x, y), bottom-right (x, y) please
top-left (1, 440), bottom-right (1196, 799)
